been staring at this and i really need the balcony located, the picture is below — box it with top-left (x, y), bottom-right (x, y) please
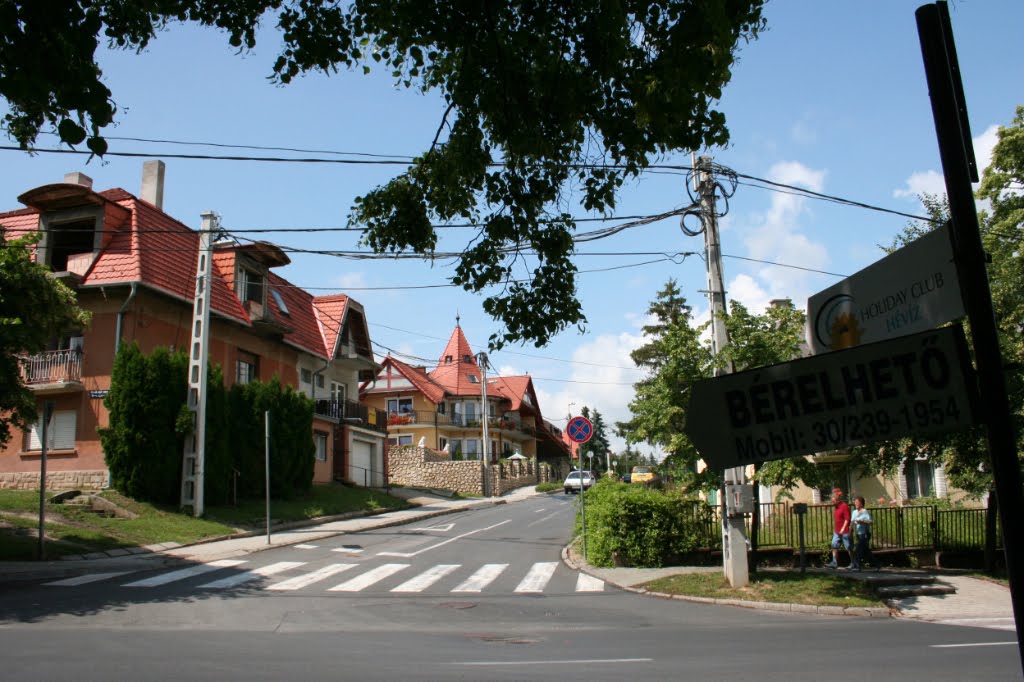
top-left (18, 350), bottom-right (84, 393)
top-left (383, 411), bottom-right (537, 439)
top-left (314, 398), bottom-right (387, 434)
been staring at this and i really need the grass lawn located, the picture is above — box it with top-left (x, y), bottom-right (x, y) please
top-left (641, 571), bottom-right (886, 608)
top-left (0, 484), bottom-right (408, 561)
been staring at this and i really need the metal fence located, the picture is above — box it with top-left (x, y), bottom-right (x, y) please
top-left (707, 502), bottom-right (999, 553)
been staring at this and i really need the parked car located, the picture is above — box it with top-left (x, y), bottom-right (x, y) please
top-left (630, 466), bottom-right (659, 486)
top-left (563, 470), bottom-right (595, 494)
top-left (621, 473), bottom-right (632, 483)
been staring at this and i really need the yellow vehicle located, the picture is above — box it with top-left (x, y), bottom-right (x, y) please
top-left (630, 466), bottom-right (658, 485)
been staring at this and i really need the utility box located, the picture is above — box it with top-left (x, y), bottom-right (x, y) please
top-left (725, 484), bottom-right (755, 515)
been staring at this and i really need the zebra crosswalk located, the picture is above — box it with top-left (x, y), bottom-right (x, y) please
top-left (44, 559), bottom-right (605, 596)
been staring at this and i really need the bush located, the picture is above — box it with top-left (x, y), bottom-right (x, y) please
top-left (535, 482), bottom-right (560, 493)
top-left (578, 480), bottom-right (716, 567)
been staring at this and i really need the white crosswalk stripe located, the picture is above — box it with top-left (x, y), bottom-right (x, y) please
top-left (391, 564), bottom-right (461, 592)
top-left (514, 562), bottom-right (559, 593)
top-left (197, 561), bottom-right (305, 589)
top-left (46, 571), bottom-right (135, 587)
top-left (122, 559), bottom-right (246, 587)
top-left (933, 617), bottom-right (1016, 631)
top-left (328, 563), bottom-right (409, 592)
top-left (575, 573), bottom-right (605, 592)
top-left (294, 544), bottom-right (319, 550)
top-left (452, 563), bottom-right (509, 593)
top-left (266, 563), bottom-right (357, 591)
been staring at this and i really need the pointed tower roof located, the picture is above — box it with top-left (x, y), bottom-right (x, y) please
top-left (430, 323), bottom-right (481, 394)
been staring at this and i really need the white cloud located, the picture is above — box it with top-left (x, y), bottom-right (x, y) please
top-left (893, 124), bottom-right (1001, 202)
top-left (532, 330), bottom-right (646, 453)
top-left (732, 160), bottom-right (831, 306)
top-left (334, 271), bottom-right (368, 289)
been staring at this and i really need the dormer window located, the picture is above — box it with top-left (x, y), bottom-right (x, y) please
top-left (467, 374), bottom-right (479, 384)
top-left (48, 218), bottom-right (96, 271)
top-left (462, 354), bottom-right (472, 363)
top-left (238, 268), bottom-right (265, 305)
top-left (445, 355), bottom-right (453, 364)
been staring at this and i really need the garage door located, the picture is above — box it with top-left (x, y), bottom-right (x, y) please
top-left (349, 440), bottom-right (374, 487)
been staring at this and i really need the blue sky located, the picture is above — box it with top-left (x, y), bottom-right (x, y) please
top-left (2, 1), bottom-right (1021, 456)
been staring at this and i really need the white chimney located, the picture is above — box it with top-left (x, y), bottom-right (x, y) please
top-left (141, 160), bottom-right (165, 210)
top-left (64, 172), bottom-right (93, 188)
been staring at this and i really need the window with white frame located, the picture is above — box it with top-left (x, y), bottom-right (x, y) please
top-left (314, 431), bottom-right (328, 462)
top-left (464, 439), bottom-right (480, 459)
top-left (331, 381), bottom-right (346, 402)
top-left (236, 350), bottom-right (259, 385)
top-left (386, 397), bottom-right (413, 414)
top-left (25, 410), bottom-right (77, 451)
top-left (439, 437), bottom-right (449, 452)
top-left (388, 435), bottom-right (414, 446)
top-left (238, 267), bottom-right (265, 305)
top-left (905, 458), bottom-right (935, 498)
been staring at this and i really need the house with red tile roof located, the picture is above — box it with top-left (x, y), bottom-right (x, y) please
top-left (360, 322), bottom-right (572, 480)
top-left (1, 162), bottom-right (387, 492)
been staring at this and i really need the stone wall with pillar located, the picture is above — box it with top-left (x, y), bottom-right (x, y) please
top-left (0, 470), bottom-right (108, 490)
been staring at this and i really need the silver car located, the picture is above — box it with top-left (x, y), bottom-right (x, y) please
top-left (563, 470), bottom-right (595, 494)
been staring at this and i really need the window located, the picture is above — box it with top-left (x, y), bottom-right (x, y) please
top-left (238, 268), bottom-right (265, 305)
top-left (300, 368), bottom-right (313, 385)
top-left (330, 381), bottom-right (346, 402)
top-left (26, 410), bottom-right (76, 451)
top-left (463, 401), bottom-right (477, 422)
top-left (445, 355), bottom-right (453, 364)
top-left (314, 432), bottom-right (328, 462)
top-left (437, 402), bottom-right (446, 415)
top-left (439, 437), bottom-right (449, 451)
top-left (503, 442), bottom-right (512, 455)
top-left (387, 398), bottom-right (413, 414)
top-left (467, 374), bottom-right (479, 384)
top-left (48, 218), bottom-right (96, 271)
top-left (316, 374), bottom-right (325, 389)
top-left (464, 439), bottom-right (480, 459)
top-left (905, 459), bottom-right (935, 499)
top-left (462, 354), bottom-right (472, 363)
top-left (270, 288), bottom-right (289, 315)
top-left (388, 435), bottom-right (414, 446)
top-left (236, 350), bottom-right (259, 385)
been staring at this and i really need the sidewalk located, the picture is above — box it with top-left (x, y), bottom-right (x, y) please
top-left (563, 543), bottom-right (1013, 623)
top-left (0, 485), bottom-right (542, 584)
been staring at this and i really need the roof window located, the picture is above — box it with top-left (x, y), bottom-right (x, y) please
top-left (271, 289), bottom-right (289, 315)
top-left (468, 374), bottom-right (479, 384)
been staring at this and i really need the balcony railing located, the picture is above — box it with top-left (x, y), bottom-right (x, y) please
top-left (314, 398), bottom-right (387, 434)
top-left (18, 350), bottom-right (83, 386)
top-left (382, 410), bottom-right (538, 437)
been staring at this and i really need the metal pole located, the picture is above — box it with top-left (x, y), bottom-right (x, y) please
top-left (917, 4), bottom-right (1024, 669)
top-left (37, 401), bottom-right (55, 559)
top-left (478, 352), bottom-right (490, 497)
top-left (265, 410), bottom-right (271, 545)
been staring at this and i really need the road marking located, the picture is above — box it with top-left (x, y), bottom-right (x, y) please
top-left (411, 523), bottom-right (454, 532)
top-left (932, 617), bottom-right (1016, 631)
top-left (197, 561), bottom-right (305, 589)
top-left (514, 562), bottom-right (558, 593)
top-left (451, 658), bottom-right (654, 666)
top-left (575, 573), bottom-right (605, 592)
top-left (294, 544), bottom-right (319, 550)
top-left (391, 564), bottom-right (461, 592)
top-left (45, 571), bottom-right (135, 587)
top-left (452, 564), bottom-right (509, 592)
top-left (332, 546), bottom-right (364, 555)
top-left (328, 563), bottom-right (410, 592)
top-left (122, 559), bottom-right (246, 587)
top-left (377, 520), bottom-right (511, 558)
top-left (534, 508), bottom-right (547, 513)
top-left (266, 563), bottom-right (357, 591)
top-left (931, 641), bottom-right (1017, 648)
top-left (527, 511), bottom-right (560, 528)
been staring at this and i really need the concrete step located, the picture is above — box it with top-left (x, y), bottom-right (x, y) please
top-left (877, 583), bottom-right (956, 598)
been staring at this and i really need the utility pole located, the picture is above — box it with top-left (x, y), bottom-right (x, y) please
top-left (695, 156), bottom-right (749, 588)
top-left (180, 211), bottom-right (218, 517)
top-left (477, 352), bottom-right (491, 497)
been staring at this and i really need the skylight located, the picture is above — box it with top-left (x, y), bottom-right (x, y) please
top-left (270, 289), bottom-right (289, 315)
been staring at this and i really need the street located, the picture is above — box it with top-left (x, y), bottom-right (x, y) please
top-left (0, 493), bottom-right (1019, 680)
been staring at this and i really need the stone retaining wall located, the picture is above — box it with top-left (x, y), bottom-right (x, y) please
top-left (388, 446), bottom-right (547, 496)
top-left (0, 470), bottom-right (108, 490)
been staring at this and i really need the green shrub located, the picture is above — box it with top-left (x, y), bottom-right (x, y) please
top-left (578, 480), bottom-right (716, 567)
top-left (535, 482), bottom-right (560, 493)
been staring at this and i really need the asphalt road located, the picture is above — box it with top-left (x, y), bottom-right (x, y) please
top-left (0, 493), bottom-right (1019, 680)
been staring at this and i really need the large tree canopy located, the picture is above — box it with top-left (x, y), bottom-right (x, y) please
top-left (0, 1), bottom-right (766, 347)
top-left (0, 232), bottom-right (91, 446)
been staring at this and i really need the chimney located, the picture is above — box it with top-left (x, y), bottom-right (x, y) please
top-left (141, 160), bottom-right (165, 210)
top-left (64, 172), bottom-right (93, 188)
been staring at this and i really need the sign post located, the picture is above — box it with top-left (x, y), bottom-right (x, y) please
top-left (566, 416), bottom-right (594, 560)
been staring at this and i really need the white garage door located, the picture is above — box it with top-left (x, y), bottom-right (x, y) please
top-left (349, 440), bottom-right (375, 487)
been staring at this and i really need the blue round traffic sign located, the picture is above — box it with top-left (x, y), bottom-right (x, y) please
top-left (566, 416), bottom-right (594, 444)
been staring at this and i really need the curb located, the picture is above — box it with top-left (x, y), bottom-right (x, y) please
top-left (560, 541), bottom-right (891, 619)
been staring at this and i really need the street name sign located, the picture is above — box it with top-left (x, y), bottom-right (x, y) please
top-left (566, 416), bottom-right (594, 444)
top-left (686, 326), bottom-right (977, 470)
top-left (807, 223), bottom-right (964, 354)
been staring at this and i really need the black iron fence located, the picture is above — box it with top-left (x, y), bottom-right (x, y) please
top-left (314, 399), bottom-right (387, 434)
top-left (707, 503), bottom-right (999, 553)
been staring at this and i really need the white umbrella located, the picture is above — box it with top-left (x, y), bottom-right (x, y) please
top-left (507, 453), bottom-right (527, 460)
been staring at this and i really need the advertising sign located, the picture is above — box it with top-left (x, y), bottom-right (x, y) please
top-left (686, 326), bottom-right (976, 470)
top-left (807, 223), bottom-right (964, 354)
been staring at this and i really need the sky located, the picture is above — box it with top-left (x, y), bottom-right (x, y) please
top-left (2, 1), bottom-right (1021, 458)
